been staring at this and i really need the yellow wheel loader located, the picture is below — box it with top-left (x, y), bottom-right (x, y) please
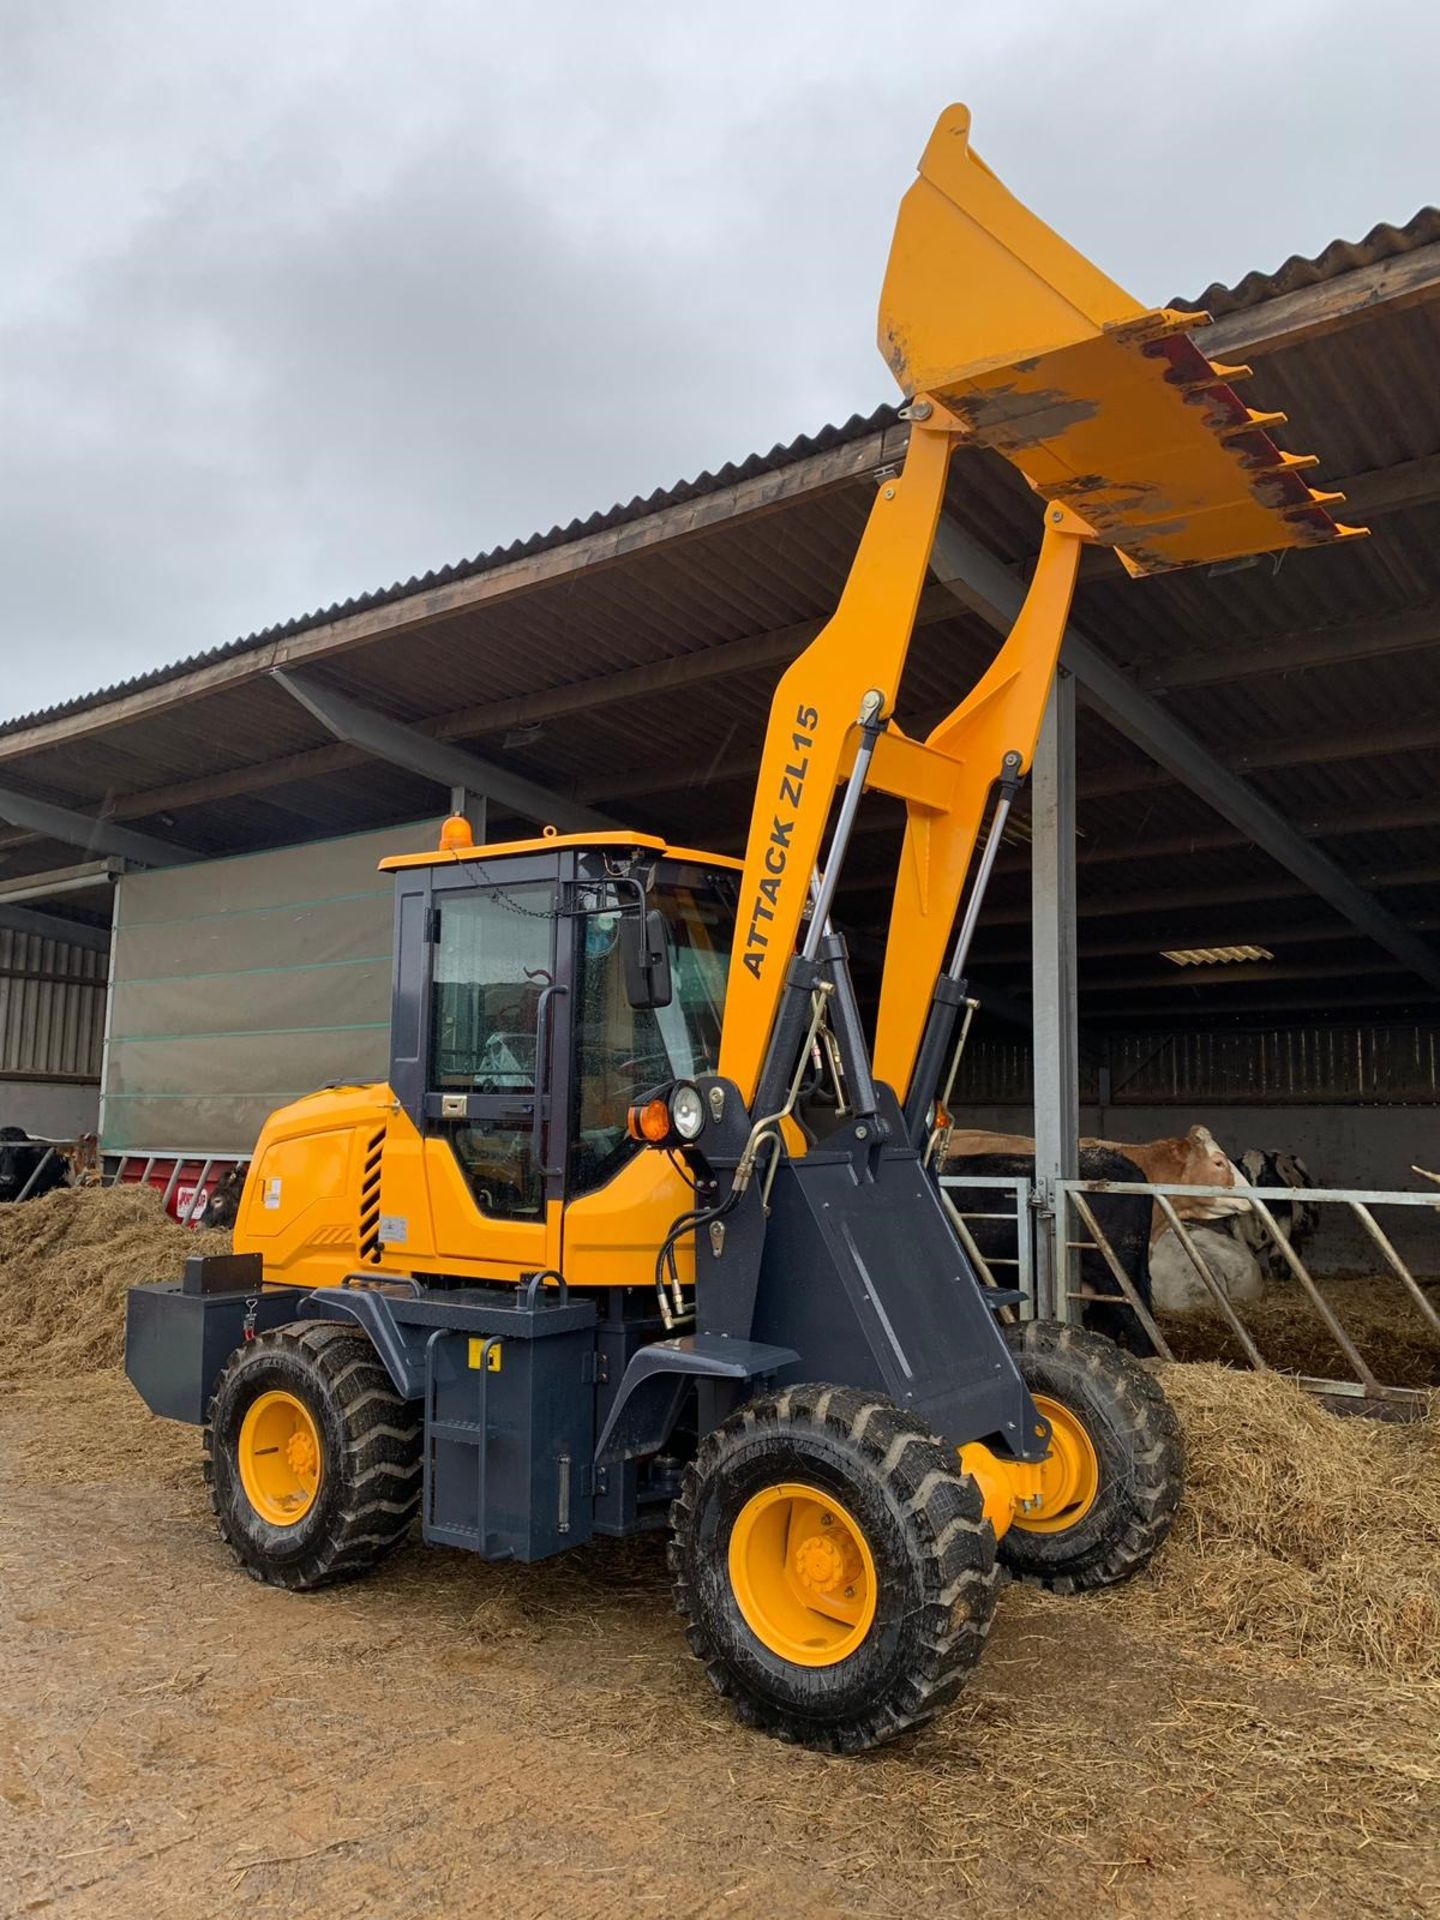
top-left (126, 106), bottom-right (1359, 1753)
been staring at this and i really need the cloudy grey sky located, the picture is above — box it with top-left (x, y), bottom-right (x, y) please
top-left (3, 0), bottom-right (1436, 722)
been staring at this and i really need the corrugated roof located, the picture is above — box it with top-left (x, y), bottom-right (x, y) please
top-left (6, 206), bottom-right (1435, 748)
top-left (0, 406), bottom-right (899, 742)
top-left (1177, 206), bottom-right (1440, 318)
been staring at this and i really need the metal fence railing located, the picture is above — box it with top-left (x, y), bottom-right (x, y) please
top-left (107, 1149), bottom-right (250, 1226)
top-left (1055, 1179), bottom-right (1440, 1406)
top-left (937, 1174), bottom-right (1033, 1315)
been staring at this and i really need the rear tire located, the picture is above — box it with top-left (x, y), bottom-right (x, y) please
top-left (205, 1321), bottom-right (422, 1590)
top-left (669, 1382), bottom-right (998, 1753)
top-left (1000, 1319), bottom-right (1183, 1592)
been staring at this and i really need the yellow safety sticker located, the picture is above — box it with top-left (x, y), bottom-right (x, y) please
top-left (467, 1338), bottom-right (503, 1372)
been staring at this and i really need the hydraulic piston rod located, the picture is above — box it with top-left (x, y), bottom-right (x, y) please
top-left (902, 752), bottom-right (1023, 1147)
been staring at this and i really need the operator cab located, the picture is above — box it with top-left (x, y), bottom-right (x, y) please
top-left (380, 827), bottom-right (740, 1222)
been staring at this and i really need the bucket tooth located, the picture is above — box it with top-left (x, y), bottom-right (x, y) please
top-left (1164, 357), bottom-right (1254, 394)
top-left (1218, 407), bottom-right (1288, 441)
top-left (1257, 448), bottom-right (1320, 475)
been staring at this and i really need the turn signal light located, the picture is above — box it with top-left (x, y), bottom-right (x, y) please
top-left (628, 1097), bottom-right (673, 1144)
top-left (626, 1082), bottom-right (708, 1150)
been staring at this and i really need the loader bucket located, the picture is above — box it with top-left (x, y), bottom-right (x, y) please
top-left (879, 106), bottom-right (1365, 575)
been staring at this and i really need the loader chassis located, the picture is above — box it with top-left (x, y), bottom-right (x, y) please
top-left (129, 837), bottom-right (1047, 1552)
top-left (125, 101), bottom-right (1355, 1752)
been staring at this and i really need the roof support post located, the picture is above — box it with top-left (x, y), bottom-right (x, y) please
top-left (930, 514), bottom-right (1440, 994)
top-left (271, 669), bottom-right (622, 835)
top-left (0, 785), bottom-right (195, 867)
top-left (449, 786), bottom-right (488, 843)
top-left (1030, 671), bottom-right (1080, 1323)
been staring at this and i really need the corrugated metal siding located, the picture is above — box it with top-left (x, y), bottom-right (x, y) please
top-left (956, 1023), bottom-right (1440, 1107)
top-left (0, 928), bottom-right (107, 1082)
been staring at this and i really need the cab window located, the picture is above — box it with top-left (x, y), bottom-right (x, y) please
top-left (430, 884), bottom-right (554, 1219)
top-left (570, 872), bottom-right (736, 1195)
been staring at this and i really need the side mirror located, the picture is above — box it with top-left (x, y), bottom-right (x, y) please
top-left (620, 907), bottom-right (673, 1010)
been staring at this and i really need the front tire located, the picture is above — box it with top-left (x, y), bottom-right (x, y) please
top-left (1000, 1320), bottom-right (1183, 1592)
top-left (205, 1321), bottom-right (422, 1590)
top-left (669, 1383), bottom-right (998, 1753)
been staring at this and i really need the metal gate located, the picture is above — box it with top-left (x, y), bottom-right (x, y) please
top-left (1054, 1178), bottom-right (1440, 1407)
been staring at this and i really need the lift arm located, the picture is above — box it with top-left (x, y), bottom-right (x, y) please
top-left (717, 411), bottom-right (962, 1106)
top-left (870, 499), bottom-right (1095, 1100)
top-left (718, 102), bottom-right (1363, 1115)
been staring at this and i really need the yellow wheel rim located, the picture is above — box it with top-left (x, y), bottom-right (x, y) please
top-left (728, 1483), bottom-right (877, 1667)
top-left (1013, 1393), bottom-right (1100, 1534)
top-left (238, 1389), bottom-right (323, 1527)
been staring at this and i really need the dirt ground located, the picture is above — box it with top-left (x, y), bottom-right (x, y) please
top-left (2, 1366), bottom-right (1437, 1920)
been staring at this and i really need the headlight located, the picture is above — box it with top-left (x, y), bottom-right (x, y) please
top-left (627, 1080), bottom-right (707, 1149)
top-left (670, 1082), bottom-right (705, 1142)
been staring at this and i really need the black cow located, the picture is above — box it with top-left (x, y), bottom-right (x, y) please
top-left (0, 1125), bottom-right (69, 1202)
top-left (1233, 1147), bottom-right (1320, 1278)
top-left (201, 1163), bottom-right (248, 1231)
top-left (944, 1144), bottom-right (1156, 1353)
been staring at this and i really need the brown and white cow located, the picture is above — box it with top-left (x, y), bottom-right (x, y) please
top-left (946, 1123), bottom-right (1249, 1245)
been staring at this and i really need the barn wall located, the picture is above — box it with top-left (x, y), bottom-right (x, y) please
top-left (101, 819), bottom-right (439, 1155)
top-left (0, 1076), bottom-right (100, 1138)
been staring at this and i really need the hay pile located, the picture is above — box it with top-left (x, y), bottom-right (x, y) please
top-left (0, 1183), bottom-right (231, 1379)
top-left (3, 1188), bottom-right (1437, 1689)
top-left (1161, 1274), bottom-right (1440, 1389)
top-left (1132, 1364), bottom-right (1440, 1680)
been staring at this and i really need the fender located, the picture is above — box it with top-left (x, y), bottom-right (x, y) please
top-left (299, 1283), bottom-right (430, 1400)
top-left (595, 1334), bottom-right (799, 1468)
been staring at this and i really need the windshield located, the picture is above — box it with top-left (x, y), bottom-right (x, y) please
top-left (570, 868), bottom-right (737, 1194)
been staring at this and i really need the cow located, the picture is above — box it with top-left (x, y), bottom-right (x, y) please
top-left (943, 1141), bottom-right (1156, 1353)
top-left (0, 1125), bottom-right (69, 1202)
top-left (948, 1124), bottom-right (1248, 1246)
top-left (1150, 1222), bottom-right (1265, 1311)
top-left (1232, 1147), bottom-right (1320, 1279)
top-left (201, 1163), bottom-right (248, 1231)
top-left (1149, 1148), bottom-right (1319, 1310)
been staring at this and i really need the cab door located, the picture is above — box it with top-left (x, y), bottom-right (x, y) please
top-left (422, 877), bottom-right (564, 1276)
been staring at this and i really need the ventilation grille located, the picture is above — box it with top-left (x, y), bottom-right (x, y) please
top-left (358, 1126), bottom-right (386, 1265)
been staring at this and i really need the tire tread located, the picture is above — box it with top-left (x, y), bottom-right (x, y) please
top-left (670, 1384), bottom-right (998, 1754)
top-left (204, 1321), bottom-right (422, 1591)
top-left (1001, 1321), bottom-right (1183, 1591)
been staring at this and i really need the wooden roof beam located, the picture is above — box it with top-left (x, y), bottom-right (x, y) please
top-left (1138, 600), bottom-right (1440, 693)
top-left (930, 514), bottom-right (1440, 991)
top-left (985, 797), bottom-right (1440, 879)
top-left (1082, 714), bottom-right (1440, 799)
